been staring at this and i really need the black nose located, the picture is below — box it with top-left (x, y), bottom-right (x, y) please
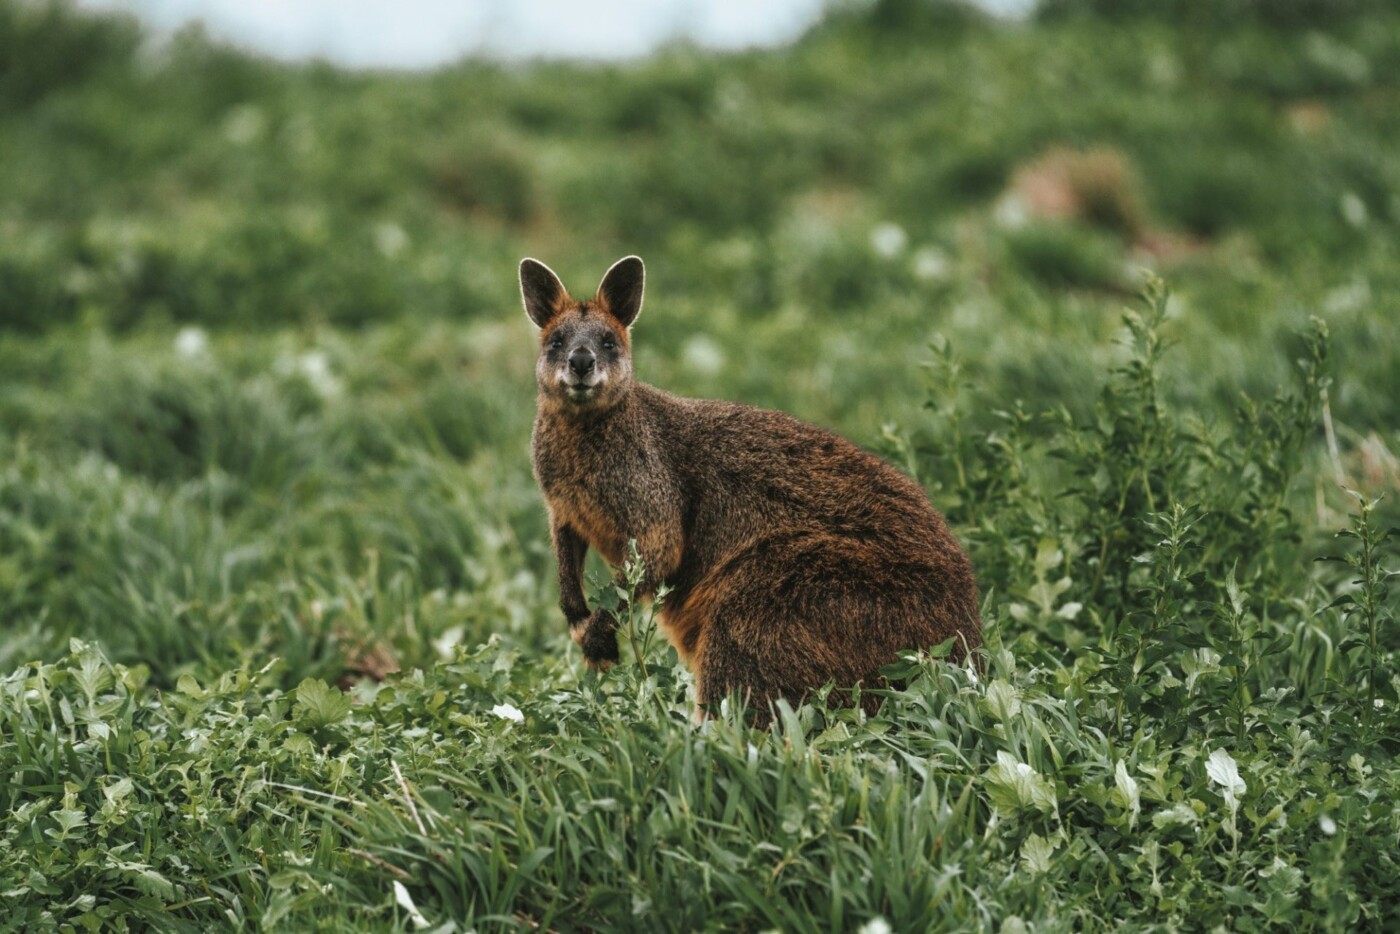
top-left (568, 350), bottom-right (595, 377)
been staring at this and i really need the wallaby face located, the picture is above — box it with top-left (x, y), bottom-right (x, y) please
top-left (521, 256), bottom-right (643, 413)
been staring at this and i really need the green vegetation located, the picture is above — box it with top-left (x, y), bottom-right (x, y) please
top-left (2, 0), bottom-right (1398, 929)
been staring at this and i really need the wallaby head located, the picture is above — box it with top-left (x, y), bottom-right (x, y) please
top-left (520, 256), bottom-right (644, 413)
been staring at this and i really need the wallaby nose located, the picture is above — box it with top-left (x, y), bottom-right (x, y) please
top-left (568, 350), bottom-right (595, 377)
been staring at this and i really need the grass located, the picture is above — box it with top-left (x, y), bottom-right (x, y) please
top-left (1, 0), bottom-right (1398, 930)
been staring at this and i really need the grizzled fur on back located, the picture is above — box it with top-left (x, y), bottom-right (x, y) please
top-left (522, 255), bottom-right (980, 726)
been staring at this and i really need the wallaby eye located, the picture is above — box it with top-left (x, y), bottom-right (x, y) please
top-left (602, 338), bottom-right (616, 350)
top-left (549, 336), bottom-right (564, 350)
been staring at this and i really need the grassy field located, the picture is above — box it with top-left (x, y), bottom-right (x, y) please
top-left (2, 1), bottom-right (1399, 929)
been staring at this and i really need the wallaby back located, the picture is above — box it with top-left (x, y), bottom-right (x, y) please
top-left (523, 256), bottom-right (980, 725)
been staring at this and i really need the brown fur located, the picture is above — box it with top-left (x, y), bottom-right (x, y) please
top-left (521, 256), bottom-right (981, 727)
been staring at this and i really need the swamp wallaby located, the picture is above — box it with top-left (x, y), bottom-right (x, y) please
top-left (523, 255), bottom-right (980, 725)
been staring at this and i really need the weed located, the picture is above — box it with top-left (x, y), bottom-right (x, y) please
top-left (2, 2), bottom-right (1399, 929)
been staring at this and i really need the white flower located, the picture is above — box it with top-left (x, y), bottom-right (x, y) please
top-left (1340, 191), bottom-right (1368, 228)
top-left (912, 246), bottom-right (951, 282)
top-left (1319, 814), bottom-right (1337, 836)
top-left (173, 326), bottom-right (209, 359)
top-left (994, 194), bottom-right (1029, 229)
top-left (432, 625), bottom-right (466, 659)
top-left (491, 703), bottom-right (523, 723)
top-left (869, 222), bottom-right (907, 258)
top-left (374, 222), bottom-right (409, 258)
top-left (222, 104), bottom-right (265, 145)
top-left (1322, 279), bottom-right (1370, 315)
top-left (296, 351), bottom-right (342, 400)
top-left (681, 335), bottom-right (725, 376)
top-left (857, 918), bottom-right (892, 934)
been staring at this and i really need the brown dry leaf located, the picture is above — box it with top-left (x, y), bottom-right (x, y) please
top-left (1286, 101), bottom-right (1332, 136)
top-left (335, 627), bottom-right (401, 689)
top-left (1004, 146), bottom-right (1147, 238)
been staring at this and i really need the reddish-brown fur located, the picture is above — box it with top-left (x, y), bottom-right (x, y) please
top-left (522, 256), bottom-right (980, 726)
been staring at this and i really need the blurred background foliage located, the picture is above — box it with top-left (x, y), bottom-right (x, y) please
top-left (1, 0), bottom-right (1398, 676)
top-left (3, 2), bottom-right (1400, 928)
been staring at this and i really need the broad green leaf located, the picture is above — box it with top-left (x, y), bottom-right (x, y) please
top-left (984, 751), bottom-right (1057, 817)
top-left (1020, 833), bottom-right (1056, 875)
top-left (984, 680), bottom-right (1021, 722)
top-left (175, 674), bottom-right (204, 698)
top-left (102, 778), bottom-right (134, 806)
top-left (1206, 748), bottom-right (1246, 803)
top-left (51, 808), bottom-right (87, 832)
top-left (394, 880), bottom-right (431, 929)
top-left (294, 678), bottom-right (352, 728)
top-left (73, 652), bottom-right (112, 702)
top-left (1151, 801), bottom-right (1201, 830)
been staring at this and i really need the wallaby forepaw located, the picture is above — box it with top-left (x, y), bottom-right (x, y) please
top-left (582, 635), bottom-right (621, 672)
top-left (579, 610), bottom-right (620, 670)
top-left (582, 630), bottom-right (619, 670)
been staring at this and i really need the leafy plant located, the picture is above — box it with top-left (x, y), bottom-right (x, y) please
top-left (1, 2), bottom-right (1399, 929)
top-left (1319, 491), bottom-right (1399, 744)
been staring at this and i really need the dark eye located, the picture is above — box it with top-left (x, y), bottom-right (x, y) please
top-left (602, 338), bottom-right (616, 351)
top-left (549, 336), bottom-right (564, 350)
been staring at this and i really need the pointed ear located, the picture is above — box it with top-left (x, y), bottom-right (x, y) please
top-left (595, 255), bottom-right (644, 328)
top-left (520, 258), bottom-right (569, 328)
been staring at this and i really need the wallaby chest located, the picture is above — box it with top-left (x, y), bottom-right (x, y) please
top-left (532, 409), bottom-right (660, 565)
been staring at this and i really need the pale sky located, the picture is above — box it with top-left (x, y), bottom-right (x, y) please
top-left (80, 0), bottom-right (1033, 69)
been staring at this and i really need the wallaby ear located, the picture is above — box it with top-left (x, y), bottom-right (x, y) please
top-left (520, 258), bottom-right (569, 329)
top-left (595, 255), bottom-right (644, 328)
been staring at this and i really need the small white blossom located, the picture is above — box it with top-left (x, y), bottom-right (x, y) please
top-left (1319, 814), bottom-right (1337, 836)
top-left (433, 625), bottom-right (466, 659)
top-left (374, 222), bottom-right (409, 258)
top-left (912, 246), bottom-right (951, 281)
top-left (857, 918), bottom-right (892, 934)
top-left (681, 335), bottom-right (725, 376)
top-left (1340, 191), bottom-right (1368, 228)
top-left (296, 351), bottom-right (342, 400)
top-left (491, 703), bottom-right (523, 723)
top-left (222, 104), bottom-right (265, 145)
top-left (994, 194), bottom-right (1029, 229)
top-left (174, 326), bottom-right (209, 359)
top-left (870, 222), bottom-right (907, 258)
top-left (1056, 601), bottom-right (1083, 620)
top-left (1322, 279), bottom-right (1370, 315)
